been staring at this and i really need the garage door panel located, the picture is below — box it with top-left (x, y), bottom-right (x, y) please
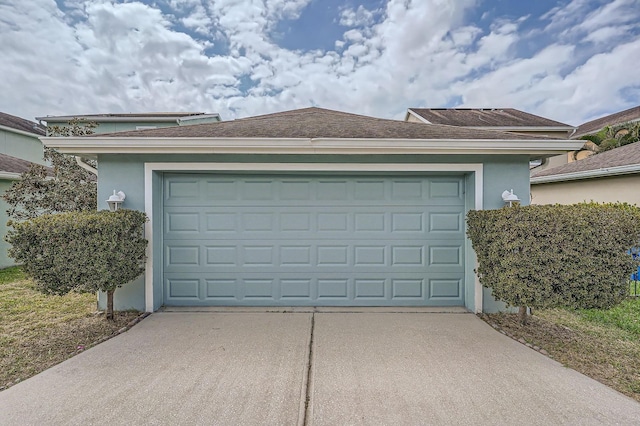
top-left (163, 174), bottom-right (466, 307)
top-left (165, 206), bottom-right (463, 239)
top-left (165, 241), bottom-right (464, 272)
top-left (164, 272), bottom-right (465, 306)
top-left (164, 177), bottom-right (465, 207)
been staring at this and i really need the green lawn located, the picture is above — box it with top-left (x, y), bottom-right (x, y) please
top-left (0, 267), bottom-right (141, 390)
top-left (578, 296), bottom-right (640, 336)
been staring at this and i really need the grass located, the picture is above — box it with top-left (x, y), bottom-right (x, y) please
top-left (0, 267), bottom-right (141, 390)
top-left (483, 296), bottom-right (640, 402)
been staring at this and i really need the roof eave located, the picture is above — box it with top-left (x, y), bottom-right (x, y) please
top-left (0, 171), bottom-right (23, 180)
top-left (36, 115), bottom-right (206, 123)
top-left (42, 137), bottom-right (585, 159)
top-left (531, 163), bottom-right (640, 184)
top-left (469, 126), bottom-right (575, 132)
top-left (177, 113), bottom-right (221, 123)
top-left (0, 124), bottom-right (43, 138)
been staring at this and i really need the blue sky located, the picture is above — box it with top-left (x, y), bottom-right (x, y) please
top-left (1, 0), bottom-right (638, 125)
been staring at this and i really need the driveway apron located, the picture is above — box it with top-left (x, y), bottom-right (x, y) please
top-left (1, 310), bottom-right (640, 425)
top-left (0, 312), bottom-right (312, 425)
top-left (308, 312), bottom-right (640, 425)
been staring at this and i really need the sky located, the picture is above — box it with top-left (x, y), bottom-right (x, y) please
top-left (0, 0), bottom-right (639, 126)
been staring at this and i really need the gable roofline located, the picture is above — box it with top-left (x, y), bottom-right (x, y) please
top-left (405, 109), bottom-right (432, 124)
top-left (0, 112), bottom-right (45, 136)
top-left (573, 105), bottom-right (640, 138)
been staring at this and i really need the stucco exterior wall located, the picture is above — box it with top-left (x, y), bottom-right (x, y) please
top-left (531, 174), bottom-right (640, 206)
top-left (0, 129), bottom-right (45, 164)
top-left (95, 153), bottom-right (531, 313)
top-left (0, 129), bottom-right (44, 269)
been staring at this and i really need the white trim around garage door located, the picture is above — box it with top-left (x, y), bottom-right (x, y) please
top-left (144, 163), bottom-right (484, 313)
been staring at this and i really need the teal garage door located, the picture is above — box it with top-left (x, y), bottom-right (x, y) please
top-left (163, 174), bottom-right (466, 306)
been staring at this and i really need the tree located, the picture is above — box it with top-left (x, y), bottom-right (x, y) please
top-left (579, 121), bottom-right (640, 154)
top-left (3, 118), bottom-right (98, 220)
top-left (6, 210), bottom-right (147, 319)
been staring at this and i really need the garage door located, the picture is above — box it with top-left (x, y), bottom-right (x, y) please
top-left (163, 173), bottom-right (466, 306)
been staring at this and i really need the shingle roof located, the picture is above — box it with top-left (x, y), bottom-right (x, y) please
top-left (91, 107), bottom-right (555, 140)
top-left (531, 142), bottom-right (640, 178)
top-left (0, 112), bottom-right (45, 135)
top-left (408, 108), bottom-right (573, 128)
top-left (573, 105), bottom-right (640, 139)
top-left (0, 153), bottom-right (40, 175)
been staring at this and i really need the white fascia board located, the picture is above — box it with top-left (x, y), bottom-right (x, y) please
top-left (177, 113), bottom-right (221, 123)
top-left (42, 137), bottom-right (585, 157)
top-left (531, 163), bottom-right (640, 184)
top-left (0, 125), bottom-right (43, 138)
top-left (405, 110), bottom-right (432, 124)
top-left (468, 126), bottom-right (575, 132)
top-left (0, 172), bottom-right (22, 180)
top-left (36, 115), bottom-right (204, 123)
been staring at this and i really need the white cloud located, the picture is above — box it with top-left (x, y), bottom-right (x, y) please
top-left (0, 0), bottom-right (638, 127)
top-left (339, 5), bottom-right (376, 27)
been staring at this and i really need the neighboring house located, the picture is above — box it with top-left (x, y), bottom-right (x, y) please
top-left (0, 112), bottom-right (46, 268)
top-left (530, 105), bottom-right (640, 205)
top-left (573, 105), bottom-right (640, 139)
top-left (36, 112), bottom-right (222, 134)
top-left (405, 108), bottom-right (577, 172)
top-left (43, 107), bottom-right (582, 313)
top-left (530, 140), bottom-right (640, 205)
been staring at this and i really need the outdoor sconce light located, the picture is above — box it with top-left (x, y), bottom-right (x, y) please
top-left (106, 190), bottom-right (126, 211)
top-left (502, 189), bottom-right (520, 207)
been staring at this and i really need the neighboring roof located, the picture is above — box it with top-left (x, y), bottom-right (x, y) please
top-left (89, 107), bottom-right (557, 140)
top-left (0, 112), bottom-right (45, 136)
top-left (43, 107), bottom-right (585, 158)
top-left (573, 105), bottom-right (640, 139)
top-left (531, 142), bottom-right (640, 184)
top-left (0, 152), bottom-right (39, 177)
top-left (36, 112), bottom-right (221, 123)
top-left (406, 108), bottom-right (573, 130)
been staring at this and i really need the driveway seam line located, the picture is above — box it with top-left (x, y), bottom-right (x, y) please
top-left (302, 312), bottom-right (315, 426)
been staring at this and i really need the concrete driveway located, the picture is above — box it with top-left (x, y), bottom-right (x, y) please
top-left (1, 308), bottom-right (639, 425)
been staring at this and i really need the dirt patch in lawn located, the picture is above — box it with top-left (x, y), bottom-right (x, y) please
top-left (482, 310), bottom-right (640, 403)
top-left (0, 268), bottom-right (144, 390)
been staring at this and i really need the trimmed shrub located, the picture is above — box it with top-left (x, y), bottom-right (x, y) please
top-left (6, 209), bottom-right (147, 319)
top-left (467, 203), bottom-right (640, 322)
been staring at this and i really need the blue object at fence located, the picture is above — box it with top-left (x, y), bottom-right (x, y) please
top-left (631, 248), bottom-right (640, 281)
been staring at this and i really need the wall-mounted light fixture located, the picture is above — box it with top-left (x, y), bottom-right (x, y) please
top-left (501, 189), bottom-right (520, 207)
top-left (106, 190), bottom-right (126, 211)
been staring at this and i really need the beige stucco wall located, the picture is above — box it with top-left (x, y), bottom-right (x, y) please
top-left (531, 174), bottom-right (640, 206)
